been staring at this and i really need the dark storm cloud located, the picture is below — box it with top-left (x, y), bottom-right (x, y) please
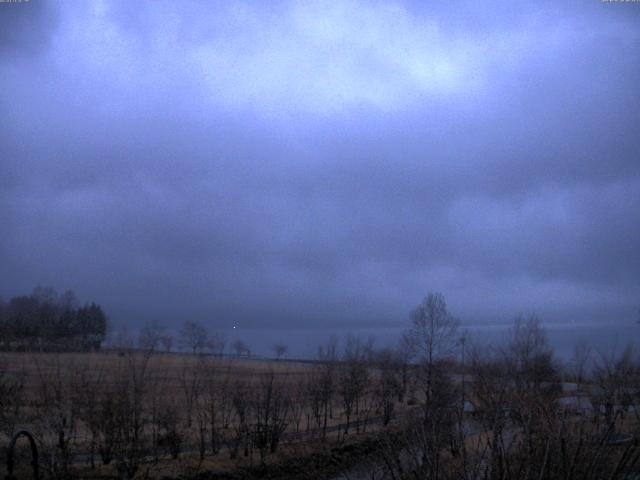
top-left (0, 0), bottom-right (59, 59)
top-left (1, 1), bottom-right (639, 330)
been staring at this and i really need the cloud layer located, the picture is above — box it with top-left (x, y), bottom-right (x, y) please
top-left (1, 0), bottom-right (639, 330)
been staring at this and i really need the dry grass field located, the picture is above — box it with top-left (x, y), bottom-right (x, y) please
top-left (1, 350), bottom-right (313, 398)
top-left (0, 350), bottom-right (408, 479)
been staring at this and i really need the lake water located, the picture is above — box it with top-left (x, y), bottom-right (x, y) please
top-left (218, 321), bottom-right (639, 361)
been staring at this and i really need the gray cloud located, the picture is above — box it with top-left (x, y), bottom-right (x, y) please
top-left (0, 0), bottom-right (59, 60)
top-left (1, 1), bottom-right (639, 333)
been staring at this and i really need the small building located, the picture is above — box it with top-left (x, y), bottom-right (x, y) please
top-left (559, 396), bottom-right (593, 415)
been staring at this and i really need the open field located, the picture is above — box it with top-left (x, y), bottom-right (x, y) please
top-left (1, 350), bottom-right (314, 398)
top-left (0, 350), bottom-right (413, 479)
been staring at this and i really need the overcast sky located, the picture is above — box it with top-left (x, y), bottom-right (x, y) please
top-left (1, 0), bottom-right (639, 332)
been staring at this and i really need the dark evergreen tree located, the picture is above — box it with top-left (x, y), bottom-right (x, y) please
top-left (0, 287), bottom-right (109, 351)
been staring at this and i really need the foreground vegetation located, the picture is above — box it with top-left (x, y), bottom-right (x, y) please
top-left (0, 293), bottom-right (639, 479)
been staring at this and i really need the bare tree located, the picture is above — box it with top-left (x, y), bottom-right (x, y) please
top-left (76, 359), bottom-right (110, 469)
top-left (571, 341), bottom-right (592, 387)
top-left (179, 356), bottom-right (205, 428)
top-left (219, 367), bottom-right (236, 430)
top-left (593, 344), bottom-right (639, 429)
top-left (230, 378), bottom-right (252, 459)
top-left (338, 335), bottom-right (370, 435)
top-left (407, 292), bottom-right (459, 367)
top-left (207, 331), bottom-right (226, 356)
top-left (506, 314), bottom-right (558, 397)
top-left (32, 355), bottom-right (82, 478)
top-left (179, 320), bottom-right (209, 354)
top-left (232, 339), bottom-right (250, 357)
top-left (251, 370), bottom-right (291, 463)
top-left (111, 350), bottom-right (153, 479)
top-left (201, 362), bottom-right (223, 456)
top-left (374, 348), bottom-right (400, 426)
top-left (160, 333), bottom-right (173, 353)
top-left (289, 376), bottom-right (309, 433)
top-left (394, 333), bottom-right (414, 403)
top-left (470, 346), bottom-right (514, 480)
top-left (310, 336), bottom-right (339, 440)
top-left (157, 400), bottom-right (183, 459)
top-left (111, 323), bottom-right (134, 353)
top-left (469, 338), bottom-right (640, 480)
top-left (147, 358), bottom-right (170, 462)
top-left (93, 379), bottom-right (120, 466)
top-left (138, 320), bottom-right (165, 352)
top-left (0, 355), bottom-right (26, 439)
top-left (406, 292), bottom-right (459, 416)
top-left (272, 343), bottom-right (288, 360)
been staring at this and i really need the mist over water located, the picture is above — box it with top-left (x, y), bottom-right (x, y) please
top-left (462, 321), bottom-right (640, 360)
top-left (140, 321), bottom-right (639, 361)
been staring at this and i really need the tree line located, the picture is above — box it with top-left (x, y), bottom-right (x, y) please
top-left (0, 286), bottom-right (108, 351)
